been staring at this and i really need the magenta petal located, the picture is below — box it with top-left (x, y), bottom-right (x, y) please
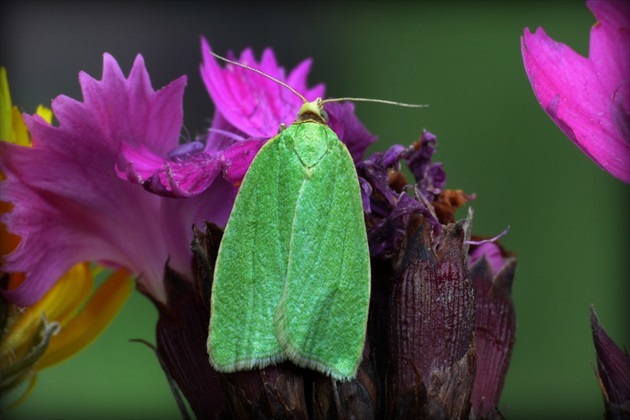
top-left (200, 38), bottom-right (325, 138)
top-left (0, 54), bottom-right (231, 306)
top-left (117, 142), bottom-right (222, 197)
top-left (117, 142), bottom-right (168, 183)
top-left (588, 0), bottom-right (630, 92)
top-left (221, 137), bottom-right (267, 186)
top-left (521, 0), bottom-right (630, 183)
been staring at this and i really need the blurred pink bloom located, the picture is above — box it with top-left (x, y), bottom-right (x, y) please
top-left (0, 54), bottom-right (234, 306)
top-left (521, 0), bottom-right (629, 183)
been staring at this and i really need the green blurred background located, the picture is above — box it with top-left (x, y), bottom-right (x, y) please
top-left (1, 0), bottom-right (628, 418)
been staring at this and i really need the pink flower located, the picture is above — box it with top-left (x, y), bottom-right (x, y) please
top-left (118, 40), bottom-right (376, 197)
top-left (0, 54), bottom-right (235, 306)
top-left (521, 0), bottom-right (630, 183)
top-left (116, 38), bottom-right (325, 198)
top-left (2, 45), bottom-right (377, 307)
top-left (200, 38), bottom-right (325, 139)
top-left (200, 38), bottom-right (376, 168)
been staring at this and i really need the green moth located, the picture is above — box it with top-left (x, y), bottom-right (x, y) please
top-left (208, 96), bottom-right (371, 381)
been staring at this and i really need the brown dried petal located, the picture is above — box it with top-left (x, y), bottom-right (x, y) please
top-left (218, 363), bottom-right (308, 419)
top-left (469, 256), bottom-right (517, 419)
top-left (190, 222), bottom-right (223, 312)
top-left (150, 266), bottom-right (224, 418)
top-left (387, 212), bottom-right (476, 419)
top-left (311, 359), bottom-right (377, 418)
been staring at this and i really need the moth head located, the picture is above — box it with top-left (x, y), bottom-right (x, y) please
top-left (296, 98), bottom-right (328, 125)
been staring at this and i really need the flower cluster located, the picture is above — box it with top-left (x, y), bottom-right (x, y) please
top-left (1, 38), bottom-right (518, 417)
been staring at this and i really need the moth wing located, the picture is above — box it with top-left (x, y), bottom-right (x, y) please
top-left (275, 131), bottom-right (371, 380)
top-left (208, 128), bottom-right (304, 371)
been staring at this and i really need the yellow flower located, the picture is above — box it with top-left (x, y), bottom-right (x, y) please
top-left (0, 67), bottom-right (132, 408)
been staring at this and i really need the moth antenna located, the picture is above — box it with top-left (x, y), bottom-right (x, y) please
top-left (211, 51), bottom-right (426, 109)
top-left (322, 97), bottom-right (428, 108)
top-left (209, 50), bottom-right (308, 104)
